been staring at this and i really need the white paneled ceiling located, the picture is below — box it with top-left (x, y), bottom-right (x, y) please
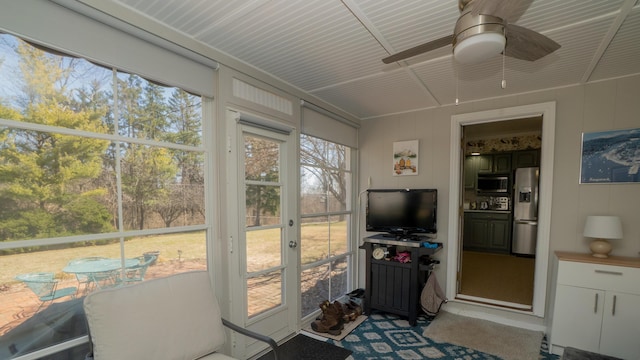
top-left (77, 0), bottom-right (640, 119)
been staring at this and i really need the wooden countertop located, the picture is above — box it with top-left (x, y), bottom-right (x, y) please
top-left (556, 251), bottom-right (640, 268)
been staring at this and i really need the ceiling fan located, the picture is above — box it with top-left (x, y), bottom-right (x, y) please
top-left (382, 0), bottom-right (560, 65)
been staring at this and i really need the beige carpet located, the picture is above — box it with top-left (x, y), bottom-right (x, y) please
top-left (423, 311), bottom-right (543, 360)
top-left (303, 315), bottom-right (367, 341)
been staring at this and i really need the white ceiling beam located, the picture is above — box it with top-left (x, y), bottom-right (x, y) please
top-left (581, 0), bottom-right (638, 83)
top-left (340, 0), bottom-right (443, 106)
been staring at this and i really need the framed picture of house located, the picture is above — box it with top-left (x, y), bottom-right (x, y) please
top-left (580, 128), bottom-right (640, 184)
top-left (393, 140), bottom-right (418, 176)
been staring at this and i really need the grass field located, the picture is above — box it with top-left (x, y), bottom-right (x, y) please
top-left (0, 231), bottom-right (207, 285)
top-left (0, 221), bottom-right (349, 285)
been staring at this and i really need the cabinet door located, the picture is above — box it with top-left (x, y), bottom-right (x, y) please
top-left (493, 154), bottom-right (512, 173)
top-left (488, 219), bottom-right (510, 252)
top-left (464, 156), bottom-right (477, 189)
top-left (600, 291), bottom-right (640, 359)
top-left (551, 285), bottom-right (603, 354)
top-left (512, 150), bottom-right (539, 168)
top-left (465, 216), bottom-right (489, 248)
top-left (476, 155), bottom-right (493, 173)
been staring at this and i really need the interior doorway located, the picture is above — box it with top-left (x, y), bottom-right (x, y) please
top-left (458, 117), bottom-right (542, 309)
top-left (446, 102), bottom-right (556, 318)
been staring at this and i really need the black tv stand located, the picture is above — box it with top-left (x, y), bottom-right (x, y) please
top-left (360, 235), bottom-right (442, 326)
top-left (381, 233), bottom-right (425, 242)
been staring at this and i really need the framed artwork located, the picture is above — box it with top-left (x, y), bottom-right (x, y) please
top-left (393, 140), bottom-right (418, 176)
top-left (580, 128), bottom-right (640, 184)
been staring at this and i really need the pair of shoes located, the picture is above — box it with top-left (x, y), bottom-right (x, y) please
top-left (342, 300), bottom-right (362, 322)
top-left (347, 288), bottom-right (365, 298)
top-left (315, 300), bottom-right (330, 320)
top-left (311, 301), bottom-right (344, 335)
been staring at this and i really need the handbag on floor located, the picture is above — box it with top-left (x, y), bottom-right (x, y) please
top-left (420, 273), bottom-right (447, 319)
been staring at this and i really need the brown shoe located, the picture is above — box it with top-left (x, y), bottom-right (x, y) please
top-left (343, 300), bottom-right (362, 322)
top-left (315, 300), bottom-right (331, 320)
top-left (311, 301), bottom-right (344, 335)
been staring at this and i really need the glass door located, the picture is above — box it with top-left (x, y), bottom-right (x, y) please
top-left (227, 109), bottom-right (297, 358)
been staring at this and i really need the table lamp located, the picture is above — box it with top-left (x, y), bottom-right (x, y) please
top-left (583, 215), bottom-right (623, 258)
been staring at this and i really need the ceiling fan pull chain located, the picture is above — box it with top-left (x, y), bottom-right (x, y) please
top-left (455, 66), bottom-right (460, 105)
top-left (501, 44), bottom-right (507, 89)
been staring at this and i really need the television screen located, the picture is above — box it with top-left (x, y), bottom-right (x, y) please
top-left (366, 189), bottom-right (437, 237)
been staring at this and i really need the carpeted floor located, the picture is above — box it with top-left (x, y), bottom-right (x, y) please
top-left (330, 311), bottom-right (559, 360)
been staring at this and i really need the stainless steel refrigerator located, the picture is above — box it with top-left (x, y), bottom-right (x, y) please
top-left (512, 167), bottom-right (539, 256)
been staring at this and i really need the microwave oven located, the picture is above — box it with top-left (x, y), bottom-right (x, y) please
top-left (477, 175), bottom-right (509, 193)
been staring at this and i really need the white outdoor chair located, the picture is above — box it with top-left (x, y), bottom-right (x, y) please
top-left (83, 271), bottom-right (279, 360)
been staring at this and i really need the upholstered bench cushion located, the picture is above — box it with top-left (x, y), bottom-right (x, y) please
top-left (84, 271), bottom-right (226, 360)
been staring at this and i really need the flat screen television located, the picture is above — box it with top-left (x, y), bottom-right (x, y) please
top-left (366, 188), bottom-right (437, 237)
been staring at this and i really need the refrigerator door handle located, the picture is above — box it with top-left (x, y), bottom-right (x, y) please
top-left (514, 220), bottom-right (537, 225)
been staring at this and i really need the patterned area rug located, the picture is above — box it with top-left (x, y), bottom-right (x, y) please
top-left (330, 312), bottom-right (559, 360)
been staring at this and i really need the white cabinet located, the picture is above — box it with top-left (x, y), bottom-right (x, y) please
top-left (600, 291), bottom-right (640, 357)
top-left (551, 252), bottom-right (640, 359)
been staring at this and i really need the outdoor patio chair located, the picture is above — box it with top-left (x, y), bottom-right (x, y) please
top-left (88, 270), bottom-right (119, 290)
top-left (15, 273), bottom-right (77, 312)
top-left (67, 257), bottom-right (108, 294)
top-left (83, 270), bottom-right (280, 360)
top-left (117, 255), bottom-right (155, 284)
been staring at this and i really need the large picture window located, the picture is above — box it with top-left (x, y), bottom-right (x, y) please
top-left (0, 34), bottom-right (209, 359)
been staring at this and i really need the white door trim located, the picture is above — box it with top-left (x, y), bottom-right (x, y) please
top-left (225, 108), bottom-right (298, 358)
top-left (447, 102), bottom-right (556, 318)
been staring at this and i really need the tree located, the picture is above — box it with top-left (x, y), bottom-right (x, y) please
top-left (120, 144), bottom-right (177, 230)
top-left (244, 136), bottom-right (280, 226)
top-left (155, 89), bottom-right (205, 226)
top-left (300, 135), bottom-right (349, 217)
top-left (0, 41), bottom-right (112, 240)
top-left (139, 82), bottom-right (168, 141)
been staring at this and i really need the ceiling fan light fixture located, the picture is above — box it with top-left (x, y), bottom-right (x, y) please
top-left (453, 32), bottom-right (505, 64)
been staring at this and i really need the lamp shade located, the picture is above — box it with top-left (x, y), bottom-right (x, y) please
top-left (583, 216), bottom-right (623, 239)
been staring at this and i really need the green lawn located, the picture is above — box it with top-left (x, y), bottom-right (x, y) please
top-left (1, 221), bottom-right (349, 285)
top-left (0, 231), bottom-right (206, 284)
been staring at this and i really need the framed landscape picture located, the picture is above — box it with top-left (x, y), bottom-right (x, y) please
top-left (580, 128), bottom-right (640, 184)
top-left (393, 140), bottom-right (418, 176)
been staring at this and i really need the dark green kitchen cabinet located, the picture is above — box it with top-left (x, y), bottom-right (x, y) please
top-left (512, 150), bottom-right (540, 168)
top-left (475, 154), bottom-right (511, 174)
top-left (464, 156), bottom-right (479, 189)
top-left (463, 212), bottom-right (511, 253)
top-left (465, 153), bottom-right (511, 189)
top-left (493, 153), bottom-right (512, 173)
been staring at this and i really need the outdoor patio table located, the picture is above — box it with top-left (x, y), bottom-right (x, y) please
top-left (63, 258), bottom-right (139, 291)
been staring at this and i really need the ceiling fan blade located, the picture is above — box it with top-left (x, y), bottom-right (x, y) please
top-left (382, 34), bottom-right (454, 64)
top-left (504, 24), bottom-right (560, 61)
top-left (470, 0), bottom-right (533, 23)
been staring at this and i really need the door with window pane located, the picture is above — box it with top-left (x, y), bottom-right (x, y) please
top-left (232, 117), bottom-right (297, 356)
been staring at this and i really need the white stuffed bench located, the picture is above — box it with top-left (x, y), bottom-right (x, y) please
top-left (83, 271), bottom-right (279, 360)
